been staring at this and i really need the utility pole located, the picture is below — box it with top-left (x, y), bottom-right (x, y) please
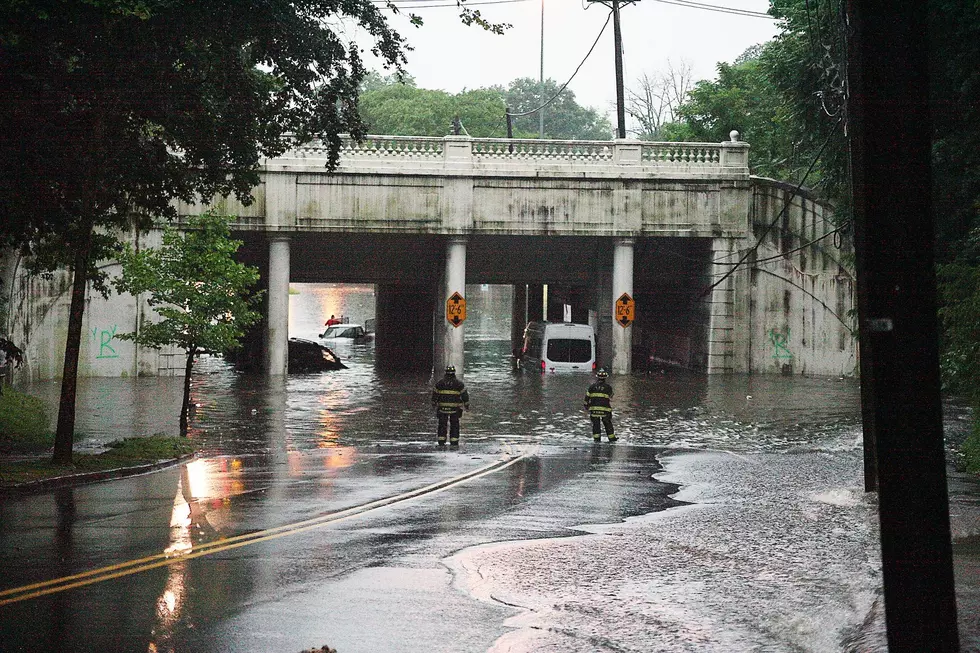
top-left (846, 2), bottom-right (960, 649)
top-left (612, 0), bottom-right (626, 138)
top-left (588, 0), bottom-right (629, 138)
top-left (539, 0), bottom-right (545, 139)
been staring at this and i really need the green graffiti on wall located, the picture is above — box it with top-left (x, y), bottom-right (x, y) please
top-left (91, 325), bottom-right (119, 359)
top-left (768, 328), bottom-right (793, 360)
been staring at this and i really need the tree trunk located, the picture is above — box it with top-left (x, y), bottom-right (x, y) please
top-left (179, 347), bottom-right (196, 436)
top-left (52, 223), bottom-right (94, 465)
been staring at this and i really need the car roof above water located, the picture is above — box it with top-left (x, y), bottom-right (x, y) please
top-left (526, 321), bottom-right (593, 335)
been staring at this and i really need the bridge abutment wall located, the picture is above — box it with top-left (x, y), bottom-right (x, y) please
top-left (739, 178), bottom-right (858, 376)
top-left (2, 137), bottom-right (857, 382)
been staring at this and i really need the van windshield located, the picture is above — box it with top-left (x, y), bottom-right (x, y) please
top-left (547, 338), bottom-right (592, 363)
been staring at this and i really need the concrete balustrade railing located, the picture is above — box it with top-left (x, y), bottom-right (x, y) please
top-left (281, 133), bottom-right (750, 177)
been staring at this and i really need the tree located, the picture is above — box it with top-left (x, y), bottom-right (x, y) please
top-left (114, 213), bottom-right (261, 435)
top-left (0, 0), bottom-right (408, 464)
top-left (677, 54), bottom-right (800, 182)
top-left (358, 78), bottom-right (508, 137)
top-left (762, 0), bottom-right (850, 208)
top-left (359, 84), bottom-right (460, 136)
top-left (504, 78), bottom-right (613, 140)
top-left (626, 61), bottom-right (694, 140)
top-left (929, 2), bottom-right (980, 472)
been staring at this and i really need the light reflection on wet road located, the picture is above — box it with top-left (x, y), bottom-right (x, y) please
top-left (1, 284), bottom-right (976, 652)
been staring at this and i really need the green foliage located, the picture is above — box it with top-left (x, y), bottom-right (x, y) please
top-left (0, 0), bottom-right (410, 453)
top-left (357, 75), bottom-right (611, 140)
top-left (504, 78), bottom-right (613, 140)
top-left (104, 435), bottom-right (196, 460)
top-left (930, 3), bottom-right (980, 471)
top-left (964, 421), bottom-right (980, 474)
top-left (762, 0), bottom-right (849, 204)
top-left (673, 0), bottom-right (848, 205)
top-left (930, 1), bottom-right (980, 261)
top-left (938, 228), bottom-right (980, 399)
top-left (0, 386), bottom-right (53, 451)
top-left (114, 213), bottom-right (262, 356)
top-left (359, 84), bottom-right (468, 136)
top-left (678, 57), bottom-right (793, 177)
top-left (0, 0), bottom-right (410, 253)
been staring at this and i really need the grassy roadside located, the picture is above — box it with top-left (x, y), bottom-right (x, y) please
top-left (1, 385), bottom-right (196, 489)
top-left (0, 435), bottom-right (196, 487)
top-left (0, 385), bottom-right (52, 453)
top-left (965, 422), bottom-right (980, 474)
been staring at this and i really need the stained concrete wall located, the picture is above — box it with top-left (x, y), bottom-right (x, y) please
top-left (2, 231), bottom-right (184, 383)
top-left (1, 165), bottom-right (857, 381)
top-left (738, 178), bottom-right (858, 376)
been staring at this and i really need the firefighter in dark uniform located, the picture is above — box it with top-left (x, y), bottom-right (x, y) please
top-left (432, 365), bottom-right (469, 445)
top-left (584, 368), bottom-right (616, 442)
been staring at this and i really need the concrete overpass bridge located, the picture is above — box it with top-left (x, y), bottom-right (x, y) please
top-left (4, 134), bottom-right (857, 380)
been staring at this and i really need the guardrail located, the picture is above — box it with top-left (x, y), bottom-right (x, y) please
top-left (284, 133), bottom-right (750, 172)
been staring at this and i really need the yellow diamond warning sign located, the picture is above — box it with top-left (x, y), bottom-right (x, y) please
top-left (447, 292), bottom-right (466, 327)
top-left (616, 293), bottom-right (635, 327)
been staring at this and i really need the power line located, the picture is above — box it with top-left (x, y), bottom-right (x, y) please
top-left (376, 0), bottom-right (532, 8)
top-left (697, 116), bottom-right (843, 299)
top-left (648, 0), bottom-right (774, 19)
top-left (506, 9), bottom-right (612, 118)
top-left (379, 0), bottom-right (773, 18)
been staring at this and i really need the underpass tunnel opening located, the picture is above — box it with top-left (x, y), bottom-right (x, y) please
top-left (232, 232), bottom-right (719, 376)
top-left (467, 236), bottom-right (604, 360)
top-left (234, 232), bottom-right (443, 375)
top-left (633, 238), bottom-right (715, 373)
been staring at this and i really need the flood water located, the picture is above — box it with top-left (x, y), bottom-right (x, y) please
top-left (26, 283), bottom-right (867, 457)
top-left (17, 283), bottom-right (980, 651)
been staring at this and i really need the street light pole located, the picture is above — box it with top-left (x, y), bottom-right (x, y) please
top-left (539, 0), bottom-right (545, 139)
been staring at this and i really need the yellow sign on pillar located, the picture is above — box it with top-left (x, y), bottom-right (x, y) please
top-left (616, 293), bottom-right (635, 327)
top-left (447, 292), bottom-right (466, 327)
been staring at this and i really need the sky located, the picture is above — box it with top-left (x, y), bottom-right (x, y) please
top-left (356, 0), bottom-right (782, 125)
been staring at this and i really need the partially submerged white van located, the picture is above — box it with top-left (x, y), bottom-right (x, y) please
top-left (521, 321), bottom-right (596, 373)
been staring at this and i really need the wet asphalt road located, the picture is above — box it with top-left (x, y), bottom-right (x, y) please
top-left (2, 285), bottom-right (977, 652)
top-left (0, 440), bottom-right (680, 652)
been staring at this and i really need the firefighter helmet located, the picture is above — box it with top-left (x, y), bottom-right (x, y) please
top-left (596, 368), bottom-right (609, 379)
top-left (445, 365), bottom-right (456, 375)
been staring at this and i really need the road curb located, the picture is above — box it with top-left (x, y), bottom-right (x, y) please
top-left (0, 453), bottom-right (196, 497)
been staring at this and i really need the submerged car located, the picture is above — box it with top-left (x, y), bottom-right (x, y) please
top-left (287, 338), bottom-right (346, 372)
top-left (319, 323), bottom-right (372, 340)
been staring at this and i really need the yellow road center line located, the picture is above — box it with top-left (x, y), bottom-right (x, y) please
top-left (0, 448), bottom-right (536, 607)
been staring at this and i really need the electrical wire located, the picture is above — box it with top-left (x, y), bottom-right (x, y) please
top-left (506, 9), bottom-right (612, 119)
top-left (752, 267), bottom-right (853, 331)
top-left (647, 0), bottom-right (774, 19)
top-left (696, 116), bottom-right (843, 299)
top-left (376, 0), bottom-right (530, 7)
top-left (378, 0), bottom-right (773, 18)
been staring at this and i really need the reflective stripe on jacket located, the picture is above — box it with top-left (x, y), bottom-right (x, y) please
top-left (432, 377), bottom-right (469, 414)
top-left (584, 381), bottom-right (613, 416)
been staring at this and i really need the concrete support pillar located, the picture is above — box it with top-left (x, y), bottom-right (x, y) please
top-left (266, 236), bottom-right (290, 376)
top-left (526, 284), bottom-right (545, 322)
top-left (376, 284), bottom-right (434, 374)
top-left (511, 284), bottom-right (528, 356)
top-left (569, 286), bottom-right (590, 324)
top-left (440, 237), bottom-right (467, 375)
top-left (611, 238), bottom-right (634, 375)
top-left (706, 237), bottom-right (736, 374)
top-left (593, 259), bottom-right (613, 370)
top-left (546, 285), bottom-right (571, 322)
